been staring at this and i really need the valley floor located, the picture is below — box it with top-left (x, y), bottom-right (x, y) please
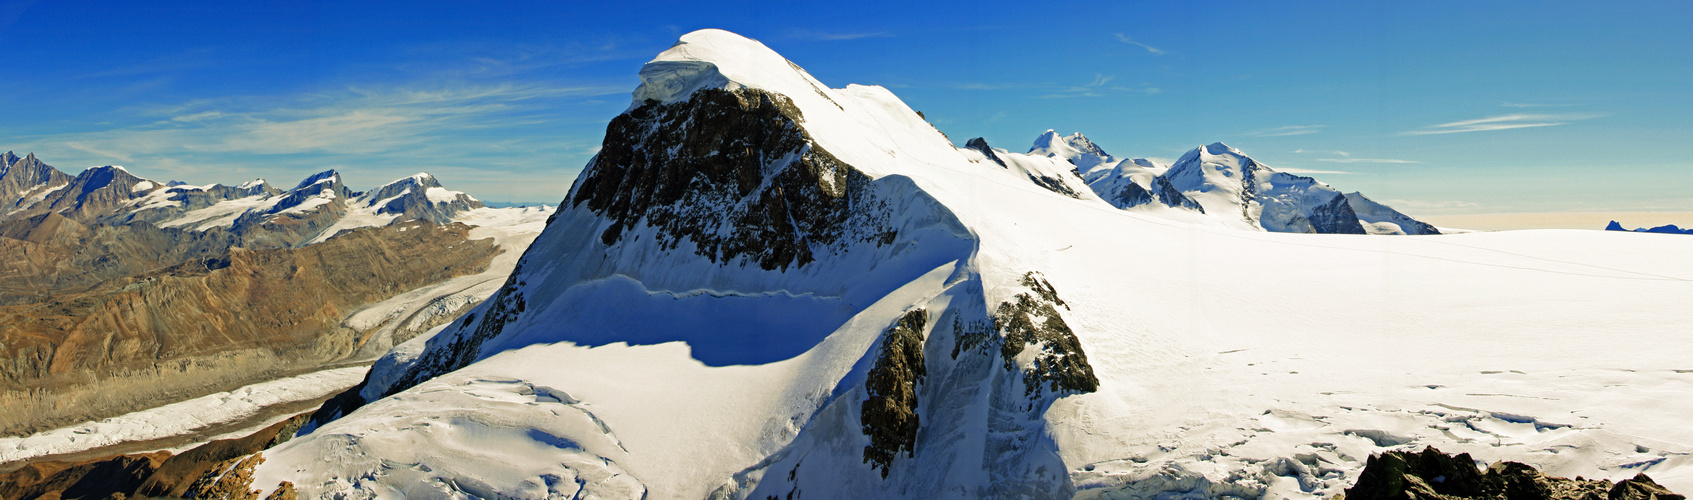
top-left (0, 363), bottom-right (367, 469)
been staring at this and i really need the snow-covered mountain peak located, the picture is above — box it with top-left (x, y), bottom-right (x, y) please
top-left (632, 29), bottom-right (826, 107)
top-left (364, 172), bottom-right (442, 195)
top-left (1028, 130), bottom-right (1120, 178)
top-left (1202, 141), bottom-right (1236, 154)
top-left (1030, 129), bottom-right (1111, 160)
top-left (292, 170), bottom-right (342, 191)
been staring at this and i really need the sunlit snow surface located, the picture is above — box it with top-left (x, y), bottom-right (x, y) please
top-left (255, 30), bottom-right (1693, 499)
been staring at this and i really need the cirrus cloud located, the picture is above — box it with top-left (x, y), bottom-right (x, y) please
top-left (1402, 113), bottom-right (1604, 135)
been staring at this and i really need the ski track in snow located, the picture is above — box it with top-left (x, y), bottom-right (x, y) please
top-left (0, 366), bottom-right (367, 464)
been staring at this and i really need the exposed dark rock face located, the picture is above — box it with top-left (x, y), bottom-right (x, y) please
top-left (965, 137), bottom-right (1008, 168)
top-left (574, 87), bottom-right (896, 272)
top-left (1345, 447), bottom-right (1686, 500)
top-left (1153, 176), bottom-right (1203, 212)
top-left (1111, 181), bottom-right (1155, 208)
top-left (136, 413), bottom-right (310, 498)
top-left (861, 309), bottom-right (928, 478)
top-left (1345, 192), bottom-right (1440, 236)
top-left (1108, 176), bottom-right (1204, 213)
top-left (182, 452), bottom-right (268, 499)
top-left (1308, 192), bottom-right (1368, 235)
top-left (1026, 174), bottom-right (1085, 199)
top-left (0, 152), bottom-right (73, 214)
top-left (33, 166), bottom-right (155, 223)
top-left (994, 272), bottom-right (1099, 399)
top-left (949, 315), bottom-right (994, 360)
top-left (0, 412), bottom-right (310, 499)
top-left (0, 450), bottom-right (169, 500)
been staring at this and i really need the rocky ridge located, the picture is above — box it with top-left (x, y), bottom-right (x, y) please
top-left (1343, 447), bottom-right (1685, 500)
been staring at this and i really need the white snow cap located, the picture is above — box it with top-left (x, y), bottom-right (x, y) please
top-left (1029, 130), bottom-right (1109, 159)
top-left (631, 29), bottom-right (826, 106)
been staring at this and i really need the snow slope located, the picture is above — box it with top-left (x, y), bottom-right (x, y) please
top-left (255, 29), bottom-right (1693, 499)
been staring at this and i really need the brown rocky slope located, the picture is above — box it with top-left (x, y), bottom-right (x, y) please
top-left (0, 219), bottom-right (501, 437)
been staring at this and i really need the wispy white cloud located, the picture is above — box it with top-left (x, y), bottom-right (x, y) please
top-left (99, 83), bottom-right (623, 156)
top-left (1291, 148), bottom-right (1417, 164)
top-left (1039, 74), bottom-right (1159, 98)
top-left (18, 82), bottom-right (625, 199)
top-left (790, 29), bottom-right (894, 41)
top-left (1402, 113), bottom-right (1604, 135)
top-left (1245, 125), bottom-right (1323, 137)
top-left (1112, 34), bottom-right (1166, 55)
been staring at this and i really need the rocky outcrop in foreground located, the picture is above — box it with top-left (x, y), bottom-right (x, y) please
top-left (1344, 447), bottom-right (1685, 500)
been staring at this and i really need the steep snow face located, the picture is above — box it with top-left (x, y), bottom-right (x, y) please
top-left (960, 137), bottom-right (1095, 199)
top-left (1346, 191), bottom-right (1440, 235)
top-left (1079, 157), bottom-right (1206, 214)
top-left (1153, 142), bottom-right (1366, 233)
top-left (1162, 142), bottom-right (1273, 225)
top-left (1028, 130), bottom-right (1116, 176)
top-left (258, 29), bottom-right (1693, 500)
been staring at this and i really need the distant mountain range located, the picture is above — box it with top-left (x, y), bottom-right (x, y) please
top-left (979, 131), bottom-right (1439, 235)
top-left (1606, 220), bottom-right (1693, 234)
top-left (0, 150), bottom-right (552, 440)
top-left (2, 150), bottom-right (489, 248)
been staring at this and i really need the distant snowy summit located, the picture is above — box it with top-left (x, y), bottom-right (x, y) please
top-left (967, 131), bottom-right (1439, 235)
top-left (0, 150), bottom-right (540, 246)
top-left (1606, 220), bottom-right (1693, 235)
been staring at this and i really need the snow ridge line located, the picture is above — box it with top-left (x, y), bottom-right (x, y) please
top-left (595, 273), bottom-right (846, 301)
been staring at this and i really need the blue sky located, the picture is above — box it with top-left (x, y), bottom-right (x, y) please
top-left (2, 1), bottom-right (1688, 226)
